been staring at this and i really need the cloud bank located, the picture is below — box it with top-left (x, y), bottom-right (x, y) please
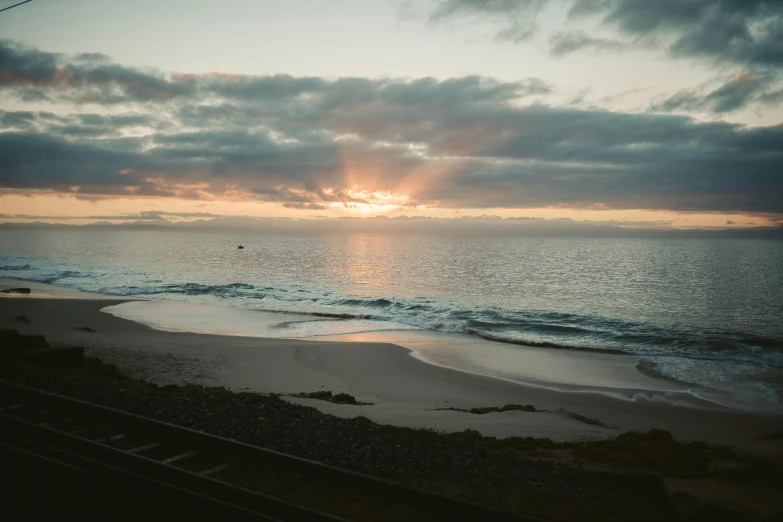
top-left (1, 39), bottom-right (782, 215)
top-left (430, 1), bottom-right (783, 114)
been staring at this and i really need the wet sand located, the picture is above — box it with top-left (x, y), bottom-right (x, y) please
top-left (2, 280), bottom-right (781, 450)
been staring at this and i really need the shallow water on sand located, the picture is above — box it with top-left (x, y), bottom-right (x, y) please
top-left (1, 229), bottom-right (782, 412)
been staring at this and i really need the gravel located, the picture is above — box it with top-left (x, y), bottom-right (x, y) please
top-left (0, 358), bottom-right (763, 522)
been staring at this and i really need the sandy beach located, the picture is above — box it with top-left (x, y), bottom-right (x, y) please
top-left (2, 279), bottom-right (781, 451)
top-left (3, 279), bottom-right (783, 521)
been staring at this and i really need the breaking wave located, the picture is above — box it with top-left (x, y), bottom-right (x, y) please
top-left (0, 263), bottom-right (32, 270)
top-left (2, 259), bottom-right (782, 370)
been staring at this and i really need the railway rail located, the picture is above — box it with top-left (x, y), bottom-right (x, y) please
top-left (0, 379), bottom-right (542, 521)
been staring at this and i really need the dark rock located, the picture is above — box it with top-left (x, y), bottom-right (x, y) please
top-left (331, 393), bottom-right (359, 405)
top-left (76, 326), bottom-right (97, 333)
top-left (14, 315), bottom-right (30, 323)
top-left (306, 391), bottom-right (333, 400)
top-left (297, 390), bottom-right (371, 405)
top-left (563, 411), bottom-right (607, 427)
top-left (468, 404), bottom-right (538, 414)
top-left (1, 288), bottom-right (31, 294)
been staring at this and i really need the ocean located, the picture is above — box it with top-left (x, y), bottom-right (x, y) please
top-left (1, 228), bottom-right (782, 412)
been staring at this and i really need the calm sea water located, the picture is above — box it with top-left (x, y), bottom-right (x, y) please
top-left (2, 229), bottom-right (782, 411)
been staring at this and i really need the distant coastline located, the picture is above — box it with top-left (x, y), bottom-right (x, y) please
top-left (2, 216), bottom-right (783, 238)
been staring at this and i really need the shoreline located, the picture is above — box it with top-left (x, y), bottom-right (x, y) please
top-left (99, 291), bottom-right (781, 414)
top-left (2, 283), bottom-right (782, 452)
top-left (4, 277), bottom-right (781, 414)
top-left (102, 300), bottom-right (690, 397)
top-left (4, 278), bottom-right (685, 400)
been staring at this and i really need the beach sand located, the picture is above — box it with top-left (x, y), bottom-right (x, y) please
top-left (1, 279), bottom-right (781, 451)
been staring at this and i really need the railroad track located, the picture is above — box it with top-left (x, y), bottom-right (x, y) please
top-left (0, 379), bottom-right (541, 521)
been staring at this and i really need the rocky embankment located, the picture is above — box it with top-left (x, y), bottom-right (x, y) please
top-left (0, 329), bottom-right (781, 521)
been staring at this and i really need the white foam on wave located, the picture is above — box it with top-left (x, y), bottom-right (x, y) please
top-left (642, 356), bottom-right (783, 413)
top-left (101, 300), bottom-right (421, 339)
top-left (101, 299), bottom-right (698, 405)
top-left (272, 318), bottom-right (421, 337)
top-left (65, 291), bottom-right (783, 413)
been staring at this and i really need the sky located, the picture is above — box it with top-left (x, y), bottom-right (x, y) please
top-left (1, 0), bottom-right (782, 230)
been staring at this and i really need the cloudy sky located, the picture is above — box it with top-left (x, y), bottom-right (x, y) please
top-left (1, 0), bottom-right (782, 229)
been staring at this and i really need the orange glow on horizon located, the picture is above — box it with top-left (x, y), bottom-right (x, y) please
top-left (0, 192), bottom-right (778, 229)
top-left (335, 139), bottom-right (447, 213)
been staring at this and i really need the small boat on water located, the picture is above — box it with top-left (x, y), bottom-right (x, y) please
top-left (238, 244), bottom-right (244, 249)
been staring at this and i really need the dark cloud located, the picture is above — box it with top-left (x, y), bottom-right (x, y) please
top-left (0, 109), bottom-right (54, 130)
top-left (759, 88), bottom-right (783, 106)
top-left (1, 41), bottom-right (782, 214)
top-left (550, 31), bottom-right (628, 56)
top-left (0, 131), bottom-right (145, 190)
top-left (73, 52), bottom-right (114, 64)
top-left (0, 40), bottom-right (192, 104)
top-left (282, 202), bottom-right (329, 210)
top-left (0, 110), bottom-right (159, 137)
top-left (518, 77), bottom-right (553, 95)
top-left (428, 0), bottom-right (548, 42)
top-left (1, 41), bottom-right (548, 108)
top-left (549, 29), bottom-right (660, 57)
top-left (568, 0), bottom-right (783, 68)
top-left (208, 74), bottom-right (546, 109)
top-left (422, 1), bottom-right (783, 116)
top-left (0, 39), bottom-right (61, 86)
top-left (652, 72), bottom-right (782, 113)
top-left (426, 1), bottom-right (783, 72)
